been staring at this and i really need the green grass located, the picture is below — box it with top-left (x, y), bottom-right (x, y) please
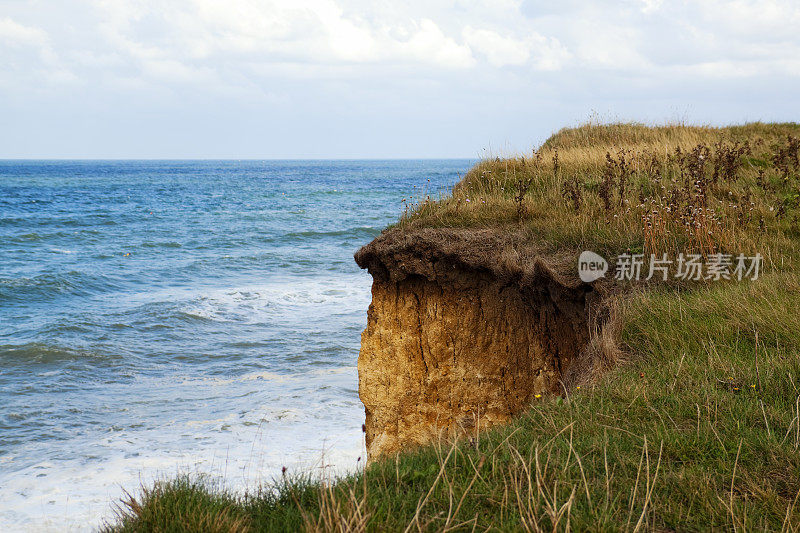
top-left (104, 122), bottom-right (800, 532)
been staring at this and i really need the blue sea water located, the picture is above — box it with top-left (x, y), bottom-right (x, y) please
top-left (0, 160), bottom-right (471, 531)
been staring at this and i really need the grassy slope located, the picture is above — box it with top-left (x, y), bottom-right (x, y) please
top-left (105, 123), bottom-right (800, 532)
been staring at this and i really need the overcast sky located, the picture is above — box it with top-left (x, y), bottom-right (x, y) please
top-left (1, 0), bottom-right (798, 158)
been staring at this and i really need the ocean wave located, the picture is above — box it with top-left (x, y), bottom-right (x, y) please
top-left (0, 271), bottom-right (121, 302)
top-left (140, 241), bottom-right (183, 249)
top-left (0, 342), bottom-right (120, 365)
top-left (178, 275), bottom-right (372, 325)
top-left (0, 216), bottom-right (30, 226)
top-left (8, 232), bottom-right (42, 242)
top-left (168, 366), bottom-right (358, 388)
top-left (282, 226), bottom-right (379, 240)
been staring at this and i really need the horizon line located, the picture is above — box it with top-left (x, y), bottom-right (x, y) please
top-left (0, 157), bottom-right (478, 162)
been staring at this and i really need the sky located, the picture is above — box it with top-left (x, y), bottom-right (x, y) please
top-left (1, 0), bottom-right (799, 159)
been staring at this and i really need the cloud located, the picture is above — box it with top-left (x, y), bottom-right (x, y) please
top-left (0, 17), bottom-right (49, 47)
top-left (463, 27), bottom-right (530, 67)
top-left (0, 16), bottom-right (80, 88)
top-left (1, 0), bottom-right (799, 157)
top-left (462, 27), bottom-right (570, 70)
top-left (637, 0), bottom-right (663, 14)
top-left (4, 0), bottom-right (797, 93)
top-left (392, 19), bottom-right (475, 68)
top-left (91, 0), bottom-right (475, 72)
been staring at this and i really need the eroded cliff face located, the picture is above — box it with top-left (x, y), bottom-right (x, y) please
top-left (355, 229), bottom-right (601, 459)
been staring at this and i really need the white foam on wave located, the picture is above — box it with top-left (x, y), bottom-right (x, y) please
top-left (180, 274), bottom-right (372, 325)
top-left (0, 367), bottom-right (366, 532)
top-left (175, 366), bottom-right (356, 387)
top-left (1, 273), bottom-right (373, 531)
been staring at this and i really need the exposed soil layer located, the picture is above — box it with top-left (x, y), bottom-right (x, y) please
top-left (355, 229), bottom-right (608, 458)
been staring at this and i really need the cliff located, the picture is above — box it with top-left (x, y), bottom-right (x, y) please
top-left (353, 122), bottom-right (800, 460)
top-left (354, 228), bottom-right (609, 458)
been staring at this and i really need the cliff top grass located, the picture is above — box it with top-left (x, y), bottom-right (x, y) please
top-left (104, 122), bottom-right (800, 532)
top-left (397, 121), bottom-right (800, 270)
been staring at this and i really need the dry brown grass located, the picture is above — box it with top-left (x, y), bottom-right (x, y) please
top-left (300, 480), bottom-right (371, 533)
top-left (399, 122), bottom-right (800, 270)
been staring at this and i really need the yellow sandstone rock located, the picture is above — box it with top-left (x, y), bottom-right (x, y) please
top-left (355, 229), bottom-right (598, 459)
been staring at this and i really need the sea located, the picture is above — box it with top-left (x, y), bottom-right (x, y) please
top-left (0, 159), bottom-right (471, 531)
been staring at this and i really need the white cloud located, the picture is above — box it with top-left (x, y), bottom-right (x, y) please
top-left (571, 21), bottom-right (650, 71)
top-left (394, 18), bottom-right (474, 68)
top-left (0, 16), bottom-right (80, 88)
top-left (637, 0), bottom-right (663, 14)
top-left (697, 0), bottom-right (800, 38)
top-left (463, 27), bottom-right (530, 67)
top-left (0, 17), bottom-right (48, 47)
top-left (90, 0), bottom-right (475, 71)
top-left (462, 26), bottom-right (569, 70)
top-left (4, 0), bottom-right (797, 93)
top-left (1, 0), bottom-right (799, 157)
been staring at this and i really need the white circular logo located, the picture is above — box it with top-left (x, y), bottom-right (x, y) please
top-left (578, 251), bottom-right (608, 282)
